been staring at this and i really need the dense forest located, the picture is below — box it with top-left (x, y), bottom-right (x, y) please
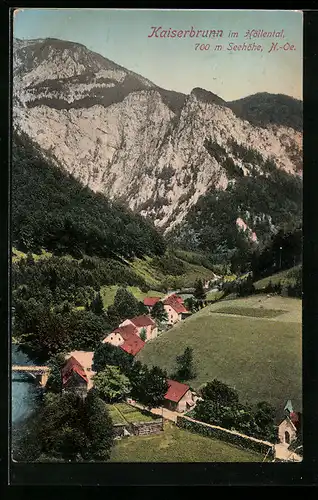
top-left (12, 131), bottom-right (165, 259)
top-left (170, 144), bottom-right (302, 271)
top-left (228, 92), bottom-right (303, 131)
top-left (11, 131), bottom-right (169, 361)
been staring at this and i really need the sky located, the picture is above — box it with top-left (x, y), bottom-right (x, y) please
top-left (13, 8), bottom-right (303, 101)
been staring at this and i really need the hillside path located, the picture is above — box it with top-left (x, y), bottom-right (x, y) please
top-left (127, 399), bottom-right (179, 423)
top-left (274, 443), bottom-right (302, 462)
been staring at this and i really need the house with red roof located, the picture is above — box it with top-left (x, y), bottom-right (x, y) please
top-left (102, 324), bottom-right (145, 356)
top-left (120, 315), bottom-right (158, 341)
top-left (278, 400), bottom-right (302, 446)
top-left (162, 294), bottom-right (189, 325)
top-left (61, 355), bottom-right (89, 398)
top-left (143, 296), bottom-right (161, 312)
top-left (163, 379), bottom-right (195, 413)
top-left (62, 351), bottom-right (96, 395)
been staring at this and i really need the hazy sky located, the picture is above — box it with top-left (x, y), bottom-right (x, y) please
top-left (13, 8), bottom-right (303, 101)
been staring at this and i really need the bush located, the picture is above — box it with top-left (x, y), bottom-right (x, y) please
top-left (176, 416), bottom-right (274, 457)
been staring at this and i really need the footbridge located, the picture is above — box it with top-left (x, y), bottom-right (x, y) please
top-left (12, 365), bottom-right (50, 387)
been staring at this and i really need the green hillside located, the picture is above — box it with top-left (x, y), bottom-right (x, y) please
top-left (100, 285), bottom-right (164, 308)
top-left (137, 295), bottom-right (302, 418)
top-left (254, 265), bottom-right (301, 290)
top-left (12, 131), bottom-right (165, 259)
top-left (130, 255), bottom-right (216, 289)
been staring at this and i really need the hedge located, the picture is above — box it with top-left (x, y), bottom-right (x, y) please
top-left (176, 416), bottom-right (274, 458)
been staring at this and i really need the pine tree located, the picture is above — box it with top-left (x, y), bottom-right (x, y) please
top-left (90, 291), bottom-right (104, 315)
top-left (175, 347), bottom-right (196, 381)
top-left (194, 279), bottom-right (206, 301)
top-left (111, 287), bottom-right (140, 321)
top-left (139, 327), bottom-right (147, 342)
top-left (151, 301), bottom-right (168, 322)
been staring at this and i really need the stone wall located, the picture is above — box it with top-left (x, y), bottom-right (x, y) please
top-left (177, 415), bottom-right (275, 458)
top-left (113, 420), bottom-right (163, 437)
top-left (113, 424), bottom-right (130, 437)
top-left (131, 420), bottom-right (163, 436)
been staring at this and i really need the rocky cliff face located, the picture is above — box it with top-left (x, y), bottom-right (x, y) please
top-left (13, 37), bottom-right (302, 233)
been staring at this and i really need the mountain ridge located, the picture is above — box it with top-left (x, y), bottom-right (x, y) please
top-left (13, 37), bottom-right (302, 240)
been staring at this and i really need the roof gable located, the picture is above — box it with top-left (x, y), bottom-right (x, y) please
top-left (164, 379), bottom-right (190, 403)
top-left (114, 324), bottom-right (139, 338)
top-left (129, 315), bottom-right (155, 327)
top-left (119, 333), bottom-right (145, 356)
top-left (279, 416), bottom-right (297, 432)
top-left (61, 356), bottom-right (88, 385)
top-left (163, 296), bottom-right (188, 314)
top-left (144, 297), bottom-right (161, 307)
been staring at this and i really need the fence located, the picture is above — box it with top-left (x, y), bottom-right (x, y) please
top-left (176, 415), bottom-right (275, 458)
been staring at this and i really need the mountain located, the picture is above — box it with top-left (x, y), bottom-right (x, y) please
top-left (12, 131), bottom-right (165, 259)
top-left (13, 37), bottom-right (302, 240)
top-left (228, 93), bottom-right (303, 132)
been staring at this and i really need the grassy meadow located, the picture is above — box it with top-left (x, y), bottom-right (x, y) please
top-left (109, 422), bottom-right (264, 462)
top-left (254, 265), bottom-right (301, 290)
top-left (106, 403), bottom-right (159, 425)
top-left (137, 295), bottom-right (302, 418)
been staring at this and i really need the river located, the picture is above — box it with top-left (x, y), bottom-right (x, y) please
top-left (11, 345), bottom-right (42, 426)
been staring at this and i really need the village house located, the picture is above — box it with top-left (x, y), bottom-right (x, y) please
top-left (163, 379), bottom-right (195, 413)
top-left (63, 350), bottom-right (96, 392)
top-left (102, 324), bottom-right (145, 356)
top-left (61, 356), bottom-right (90, 398)
top-left (143, 296), bottom-right (161, 312)
top-left (162, 294), bottom-right (189, 325)
top-left (277, 400), bottom-right (302, 447)
top-left (120, 315), bottom-right (158, 341)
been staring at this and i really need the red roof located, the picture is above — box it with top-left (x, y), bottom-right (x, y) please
top-left (129, 315), bottom-right (156, 328)
top-left (144, 297), bottom-right (161, 307)
top-left (163, 295), bottom-right (188, 314)
top-left (114, 324), bottom-right (139, 337)
top-left (61, 356), bottom-right (88, 386)
top-left (164, 379), bottom-right (190, 403)
top-left (113, 324), bottom-right (145, 356)
top-left (290, 411), bottom-right (301, 430)
top-left (119, 333), bottom-right (145, 356)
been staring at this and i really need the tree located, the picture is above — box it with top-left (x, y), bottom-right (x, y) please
top-left (194, 279), bottom-right (206, 301)
top-left (253, 401), bottom-right (276, 440)
top-left (67, 310), bottom-right (111, 350)
top-left (13, 392), bottom-right (87, 462)
top-left (138, 301), bottom-right (149, 316)
top-left (194, 399), bottom-right (228, 427)
top-left (110, 287), bottom-right (140, 322)
top-left (237, 275), bottom-right (255, 297)
top-left (129, 360), bottom-right (146, 399)
top-left (201, 379), bottom-right (239, 408)
top-left (93, 365), bottom-right (131, 403)
top-left (184, 297), bottom-right (199, 313)
top-left (130, 363), bottom-right (168, 409)
top-left (82, 390), bottom-right (114, 461)
top-left (93, 342), bottom-right (134, 375)
top-left (46, 352), bottom-right (66, 393)
top-left (151, 301), bottom-right (168, 322)
top-left (174, 347), bottom-right (196, 381)
top-left (140, 327), bottom-right (147, 342)
top-left (26, 252), bottom-right (35, 266)
top-left (13, 389), bottom-right (115, 463)
top-left (90, 291), bottom-right (104, 315)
